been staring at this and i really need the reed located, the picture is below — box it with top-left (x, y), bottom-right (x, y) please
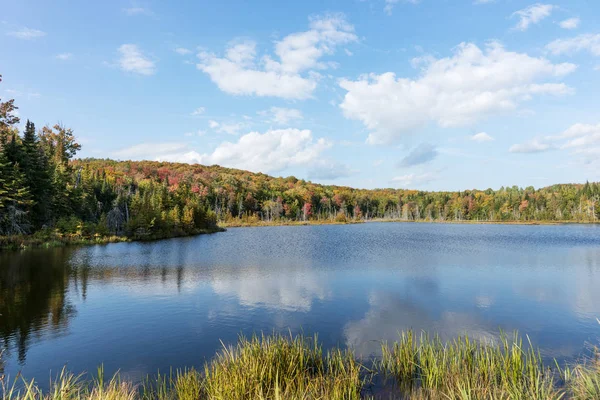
top-left (379, 331), bottom-right (563, 399)
top-left (1, 331), bottom-right (600, 399)
top-left (202, 333), bottom-right (364, 399)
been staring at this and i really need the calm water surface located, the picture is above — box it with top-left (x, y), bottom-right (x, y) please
top-left (1, 223), bottom-right (600, 385)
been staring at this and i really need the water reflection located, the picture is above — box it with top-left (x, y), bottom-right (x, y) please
top-left (0, 223), bottom-right (599, 386)
top-left (0, 248), bottom-right (77, 363)
top-left (210, 265), bottom-right (328, 312)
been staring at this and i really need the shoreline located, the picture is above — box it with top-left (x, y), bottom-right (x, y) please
top-left (222, 218), bottom-right (598, 229)
top-left (0, 227), bottom-right (225, 251)
top-left (364, 218), bottom-right (598, 226)
top-left (3, 218), bottom-right (598, 251)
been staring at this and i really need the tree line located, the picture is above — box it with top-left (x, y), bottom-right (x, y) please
top-left (74, 158), bottom-right (599, 225)
top-left (1, 74), bottom-right (599, 245)
top-left (0, 75), bottom-right (218, 241)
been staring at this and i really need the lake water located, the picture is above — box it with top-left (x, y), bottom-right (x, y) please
top-left (2, 222), bottom-right (600, 386)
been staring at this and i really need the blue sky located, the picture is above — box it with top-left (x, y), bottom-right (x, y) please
top-left (2, 0), bottom-right (600, 191)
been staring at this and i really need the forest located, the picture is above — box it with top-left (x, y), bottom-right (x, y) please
top-left (1, 74), bottom-right (599, 248)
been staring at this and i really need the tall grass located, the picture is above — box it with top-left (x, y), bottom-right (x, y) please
top-left (1, 331), bottom-right (599, 399)
top-left (202, 333), bottom-right (364, 399)
top-left (379, 331), bottom-right (562, 399)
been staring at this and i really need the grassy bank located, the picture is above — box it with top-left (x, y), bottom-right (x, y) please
top-left (367, 218), bottom-right (598, 226)
top-left (0, 227), bottom-right (225, 251)
top-left (220, 216), bottom-right (598, 229)
top-left (220, 219), bottom-right (362, 228)
top-left (2, 332), bottom-right (599, 399)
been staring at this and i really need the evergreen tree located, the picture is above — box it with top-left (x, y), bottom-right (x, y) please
top-left (21, 120), bottom-right (52, 227)
top-left (0, 149), bottom-right (10, 211)
top-left (0, 162), bottom-right (33, 235)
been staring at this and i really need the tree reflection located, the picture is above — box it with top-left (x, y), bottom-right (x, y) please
top-left (0, 248), bottom-right (77, 364)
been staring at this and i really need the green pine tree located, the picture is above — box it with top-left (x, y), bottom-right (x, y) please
top-left (21, 120), bottom-right (52, 227)
top-left (0, 162), bottom-right (33, 235)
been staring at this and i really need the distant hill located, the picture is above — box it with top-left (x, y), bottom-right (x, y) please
top-left (74, 158), bottom-right (600, 223)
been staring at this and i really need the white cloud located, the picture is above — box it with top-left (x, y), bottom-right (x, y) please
top-left (261, 107), bottom-right (303, 125)
top-left (391, 172), bottom-right (437, 187)
top-left (510, 123), bottom-right (600, 166)
top-left (175, 47), bottom-right (192, 55)
top-left (559, 18), bottom-right (580, 30)
top-left (55, 53), bottom-right (73, 60)
top-left (512, 4), bottom-right (555, 31)
top-left (6, 27), bottom-right (46, 40)
top-left (117, 44), bottom-right (156, 76)
top-left (471, 132), bottom-right (495, 142)
top-left (509, 139), bottom-right (553, 153)
top-left (207, 120), bottom-right (245, 135)
top-left (190, 107), bottom-right (205, 116)
top-left (339, 42), bottom-right (576, 144)
top-left (197, 14), bottom-right (357, 99)
top-left (154, 128), bottom-right (331, 173)
top-left (555, 123), bottom-right (600, 164)
top-left (546, 34), bottom-right (600, 56)
top-left (217, 123), bottom-right (245, 135)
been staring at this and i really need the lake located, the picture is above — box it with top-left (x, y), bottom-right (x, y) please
top-left (1, 222), bottom-right (600, 386)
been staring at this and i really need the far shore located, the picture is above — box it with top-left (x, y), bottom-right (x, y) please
top-left (2, 218), bottom-right (597, 251)
top-left (222, 217), bottom-right (597, 229)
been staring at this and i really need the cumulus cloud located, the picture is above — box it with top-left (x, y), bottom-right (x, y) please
top-left (471, 132), bottom-right (495, 142)
top-left (6, 27), bottom-right (46, 40)
top-left (195, 129), bottom-right (331, 172)
top-left (512, 3), bottom-right (555, 31)
top-left (546, 34), bottom-right (600, 56)
top-left (391, 172), bottom-right (437, 187)
top-left (124, 129), bottom-right (330, 173)
top-left (398, 143), bottom-right (438, 167)
top-left (117, 44), bottom-right (156, 76)
top-left (559, 18), bottom-right (580, 30)
top-left (339, 42), bottom-right (576, 144)
top-left (261, 107), bottom-right (303, 125)
top-left (197, 14), bottom-right (357, 99)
